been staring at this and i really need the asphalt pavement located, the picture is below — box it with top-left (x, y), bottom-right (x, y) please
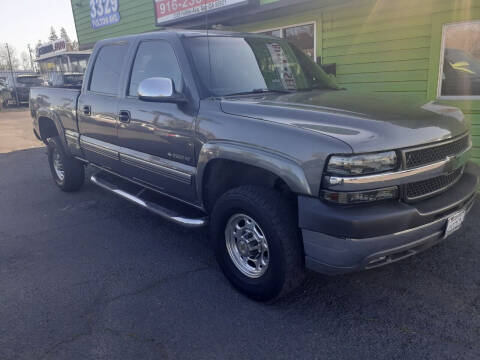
top-left (1, 111), bottom-right (480, 359)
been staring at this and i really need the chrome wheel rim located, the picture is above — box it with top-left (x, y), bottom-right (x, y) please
top-left (52, 148), bottom-right (65, 181)
top-left (225, 214), bottom-right (269, 278)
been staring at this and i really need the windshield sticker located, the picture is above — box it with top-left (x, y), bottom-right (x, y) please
top-left (266, 42), bottom-right (297, 90)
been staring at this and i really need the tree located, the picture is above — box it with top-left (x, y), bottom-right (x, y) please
top-left (20, 52), bottom-right (30, 71)
top-left (60, 27), bottom-right (71, 45)
top-left (49, 27), bottom-right (58, 41)
top-left (0, 45), bottom-right (20, 71)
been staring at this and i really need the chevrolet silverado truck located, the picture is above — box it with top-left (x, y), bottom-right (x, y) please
top-left (30, 30), bottom-right (480, 301)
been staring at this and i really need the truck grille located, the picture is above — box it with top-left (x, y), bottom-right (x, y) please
top-left (405, 167), bottom-right (464, 201)
top-left (404, 135), bottom-right (470, 169)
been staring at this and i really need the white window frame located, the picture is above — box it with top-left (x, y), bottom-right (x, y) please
top-left (437, 20), bottom-right (480, 100)
top-left (252, 21), bottom-right (317, 62)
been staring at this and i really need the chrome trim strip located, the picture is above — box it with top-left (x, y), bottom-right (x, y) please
top-left (65, 130), bottom-right (80, 141)
top-left (80, 136), bottom-right (120, 160)
top-left (90, 174), bottom-right (206, 228)
top-left (120, 153), bottom-right (192, 184)
top-left (325, 146), bottom-right (472, 191)
top-left (79, 136), bottom-right (194, 184)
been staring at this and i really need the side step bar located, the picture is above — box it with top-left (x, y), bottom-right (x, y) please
top-left (90, 173), bottom-right (207, 228)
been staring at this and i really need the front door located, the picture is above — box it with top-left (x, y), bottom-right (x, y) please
top-left (78, 42), bottom-right (130, 173)
top-left (117, 39), bottom-right (197, 202)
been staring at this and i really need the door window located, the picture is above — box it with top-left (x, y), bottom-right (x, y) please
top-left (129, 40), bottom-right (183, 97)
top-left (89, 43), bottom-right (129, 95)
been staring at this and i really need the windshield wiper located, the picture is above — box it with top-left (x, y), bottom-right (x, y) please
top-left (224, 88), bottom-right (293, 96)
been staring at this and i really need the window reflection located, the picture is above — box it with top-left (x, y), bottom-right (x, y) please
top-left (440, 21), bottom-right (480, 96)
top-left (258, 24), bottom-right (315, 61)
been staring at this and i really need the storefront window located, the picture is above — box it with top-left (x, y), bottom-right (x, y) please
top-left (257, 23), bottom-right (315, 61)
top-left (440, 21), bottom-right (480, 97)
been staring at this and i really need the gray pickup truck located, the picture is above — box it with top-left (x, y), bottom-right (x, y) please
top-left (30, 30), bottom-right (479, 301)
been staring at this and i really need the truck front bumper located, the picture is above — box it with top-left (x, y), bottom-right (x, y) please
top-left (299, 161), bottom-right (480, 275)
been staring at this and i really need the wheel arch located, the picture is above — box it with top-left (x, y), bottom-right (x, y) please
top-left (36, 110), bottom-right (68, 150)
top-left (197, 142), bottom-right (312, 211)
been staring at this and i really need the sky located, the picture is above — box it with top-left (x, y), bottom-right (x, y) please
top-left (0, 0), bottom-right (77, 58)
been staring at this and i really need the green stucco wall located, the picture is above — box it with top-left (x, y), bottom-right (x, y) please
top-left (71, 0), bottom-right (158, 47)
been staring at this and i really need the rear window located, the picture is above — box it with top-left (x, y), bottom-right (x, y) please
top-left (90, 43), bottom-right (129, 95)
top-left (16, 77), bottom-right (43, 86)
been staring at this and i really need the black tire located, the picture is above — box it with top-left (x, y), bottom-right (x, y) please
top-left (211, 185), bottom-right (305, 302)
top-left (47, 136), bottom-right (85, 192)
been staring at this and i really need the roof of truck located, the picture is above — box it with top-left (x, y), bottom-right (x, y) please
top-left (95, 29), bottom-right (276, 45)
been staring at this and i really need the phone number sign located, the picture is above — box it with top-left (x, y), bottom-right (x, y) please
top-left (90, 0), bottom-right (121, 29)
top-left (154, 0), bottom-right (249, 25)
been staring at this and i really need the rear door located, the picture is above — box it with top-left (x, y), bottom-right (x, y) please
top-left (116, 37), bottom-right (198, 202)
top-left (78, 42), bottom-right (130, 173)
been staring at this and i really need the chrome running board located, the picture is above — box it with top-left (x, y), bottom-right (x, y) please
top-left (90, 173), bottom-right (207, 228)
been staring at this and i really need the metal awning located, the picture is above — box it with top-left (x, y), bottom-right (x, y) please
top-left (35, 50), bottom-right (92, 62)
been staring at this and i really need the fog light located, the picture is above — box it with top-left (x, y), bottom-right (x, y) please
top-left (322, 187), bottom-right (399, 205)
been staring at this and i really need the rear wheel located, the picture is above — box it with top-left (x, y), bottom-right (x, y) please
top-left (211, 186), bottom-right (305, 301)
top-left (47, 136), bottom-right (85, 192)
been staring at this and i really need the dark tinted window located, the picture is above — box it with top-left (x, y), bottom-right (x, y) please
top-left (90, 44), bottom-right (128, 95)
top-left (129, 40), bottom-right (183, 96)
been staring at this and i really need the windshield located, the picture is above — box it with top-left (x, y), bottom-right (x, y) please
top-left (186, 36), bottom-right (339, 97)
top-left (16, 76), bottom-right (43, 86)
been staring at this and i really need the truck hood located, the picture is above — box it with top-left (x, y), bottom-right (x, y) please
top-left (220, 90), bottom-right (468, 153)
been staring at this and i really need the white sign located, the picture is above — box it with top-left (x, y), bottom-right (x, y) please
top-left (154, 0), bottom-right (248, 25)
top-left (90, 0), bottom-right (121, 29)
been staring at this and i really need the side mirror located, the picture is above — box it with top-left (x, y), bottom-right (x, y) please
top-left (138, 77), bottom-right (186, 103)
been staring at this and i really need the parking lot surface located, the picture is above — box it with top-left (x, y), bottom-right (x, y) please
top-left (1, 110), bottom-right (480, 360)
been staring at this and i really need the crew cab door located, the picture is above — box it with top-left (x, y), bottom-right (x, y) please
top-left (117, 38), bottom-right (198, 202)
top-left (78, 42), bottom-right (130, 173)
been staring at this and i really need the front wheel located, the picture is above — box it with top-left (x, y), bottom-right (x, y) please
top-left (211, 186), bottom-right (305, 301)
top-left (47, 136), bottom-right (85, 192)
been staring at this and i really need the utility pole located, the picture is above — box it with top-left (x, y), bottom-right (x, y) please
top-left (27, 44), bottom-right (36, 72)
top-left (5, 43), bottom-right (19, 106)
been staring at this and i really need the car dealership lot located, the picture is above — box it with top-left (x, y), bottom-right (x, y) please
top-left (1, 110), bottom-right (480, 360)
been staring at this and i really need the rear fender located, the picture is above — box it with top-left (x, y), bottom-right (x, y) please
top-left (36, 109), bottom-right (69, 152)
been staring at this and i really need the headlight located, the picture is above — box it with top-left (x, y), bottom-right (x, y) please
top-left (327, 151), bottom-right (398, 176)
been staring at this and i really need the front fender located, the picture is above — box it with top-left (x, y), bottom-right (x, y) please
top-left (196, 141), bottom-right (312, 205)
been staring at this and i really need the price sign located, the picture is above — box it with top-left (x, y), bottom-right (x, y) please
top-left (154, 0), bottom-right (248, 26)
top-left (90, 0), bottom-right (121, 29)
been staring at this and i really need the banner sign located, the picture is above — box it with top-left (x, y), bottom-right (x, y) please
top-left (90, 0), bottom-right (121, 29)
top-left (154, 0), bottom-right (249, 26)
top-left (36, 39), bottom-right (67, 58)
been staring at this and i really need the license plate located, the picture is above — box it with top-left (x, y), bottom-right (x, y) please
top-left (445, 210), bottom-right (466, 238)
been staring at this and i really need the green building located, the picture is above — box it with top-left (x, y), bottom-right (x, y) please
top-left (72, 0), bottom-right (480, 164)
